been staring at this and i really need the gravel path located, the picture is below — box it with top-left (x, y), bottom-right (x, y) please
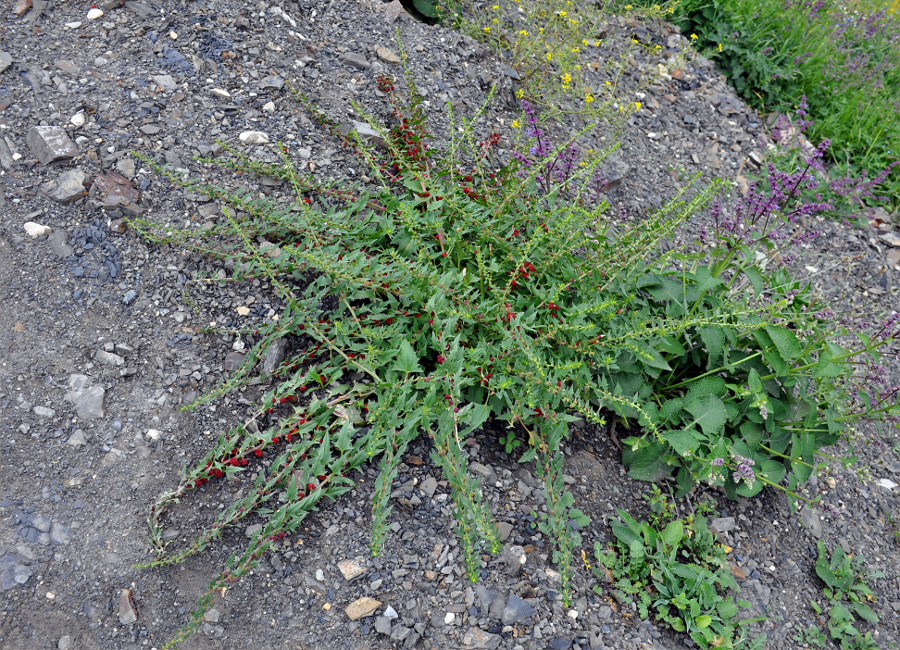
top-left (1, 1), bottom-right (899, 649)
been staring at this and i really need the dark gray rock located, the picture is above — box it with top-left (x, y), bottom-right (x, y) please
top-left (50, 522), bottom-right (70, 546)
top-left (64, 374), bottom-right (106, 420)
top-left (260, 338), bottom-right (288, 375)
top-left (501, 593), bottom-right (535, 625)
top-left (26, 126), bottom-right (79, 165)
top-left (47, 230), bottom-right (74, 258)
top-left (43, 168), bottom-right (87, 203)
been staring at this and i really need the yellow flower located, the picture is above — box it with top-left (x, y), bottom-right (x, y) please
top-left (582, 39), bottom-right (589, 46)
top-left (718, 43), bottom-right (723, 52)
top-left (570, 47), bottom-right (580, 53)
top-left (690, 33), bottom-right (698, 40)
top-left (511, 120), bottom-right (520, 128)
top-left (519, 30), bottom-right (528, 36)
top-left (561, 72), bottom-right (572, 87)
top-left (492, 4), bottom-right (498, 8)
top-left (483, 26), bottom-right (491, 33)
top-left (631, 38), bottom-right (639, 44)
top-left (546, 51), bottom-right (552, 61)
top-left (585, 93), bottom-right (594, 103)
top-left (594, 40), bottom-right (601, 46)
top-left (559, 11), bottom-right (567, 17)
top-left (575, 64), bottom-right (581, 71)
top-left (515, 88), bottom-right (524, 98)
top-left (605, 80), bottom-right (612, 86)
top-left (634, 101), bottom-right (641, 111)
top-left (625, 3), bottom-right (632, 8)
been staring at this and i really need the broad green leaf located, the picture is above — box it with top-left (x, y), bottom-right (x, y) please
top-left (661, 520), bottom-right (684, 547)
top-left (747, 368), bottom-right (763, 394)
top-left (717, 600), bottom-right (738, 619)
top-left (699, 326), bottom-right (725, 368)
top-left (662, 429), bottom-right (703, 458)
top-left (659, 399), bottom-right (684, 425)
top-left (849, 601), bottom-right (879, 623)
top-left (743, 267), bottom-right (764, 294)
top-left (636, 274), bottom-right (685, 302)
top-left (623, 441), bottom-right (673, 481)
top-left (752, 329), bottom-right (789, 376)
top-left (638, 343), bottom-right (672, 371)
top-left (765, 325), bottom-right (802, 362)
top-left (392, 340), bottom-right (423, 373)
top-left (685, 376), bottom-right (728, 400)
top-left (695, 615), bottom-right (712, 628)
top-left (684, 394), bottom-right (727, 436)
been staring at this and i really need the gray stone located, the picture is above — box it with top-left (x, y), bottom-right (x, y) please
top-left (239, 130), bottom-right (270, 145)
top-left (879, 231), bottom-right (900, 247)
top-left (224, 351), bottom-right (244, 371)
top-left (337, 121), bottom-right (388, 151)
top-left (260, 338), bottom-right (288, 374)
top-left (95, 350), bottom-right (125, 367)
top-left (67, 429), bottom-right (88, 447)
top-left (43, 168), bottom-right (87, 203)
top-left (0, 51), bottom-right (12, 74)
top-left (709, 517), bottom-right (735, 535)
top-left (33, 406), bottom-right (56, 417)
top-left (123, 290), bottom-right (138, 305)
top-left (47, 231), bottom-right (73, 258)
top-left (461, 627), bottom-right (501, 649)
top-left (31, 514), bottom-right (52, 532)
top-left (420, 475), bottom-right (438, 498)
top-left (64, 374), bottom-right (106, 420)
top-left (0, 138), bottom-right (13, 170)
top-left (119, 588), bottom-right (138, 624)
top-left (26, 126), bottom-right (79, 165)
top-left (501, 593), bottom-right (535, 625)
top-left (497, 521), bottom-right (514, 542)
top-left (469, 462), bottom-right (497, 484)
top-left (384, 605), bottom-right (398, 619)
top-left (14, 564), bottom-right (31, 585)
top-left (799, 505), bottom-right (823, 538)
top-left (339, 52), bottom-right (370, 70)
top-left (203, 608), bottom-right (221, 623)
top-left (375, 615), bottom-right (392, 635)
top-left (152, 74), bottom-right (177, 91)
top-left (50, 522), bottom-right (70, 546)
top-left (259, 75), bottom-right (284, 90)
top-left (376, 47), bottom-right (401, 64)
top-left (57, 636), bottom-right (72, 650)
top-left (245, 523), bottom-right (263, 538)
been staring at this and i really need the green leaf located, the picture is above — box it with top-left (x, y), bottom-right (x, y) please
top-left (661, 520), bottom-right (684, 547)
top-left (748, 368), bottom-right (763, 394)
top-left (699, 326), bottom-right (725, 368)
top-left (717, 600), bottom-right (738, 619)
top-left (639, 343), bottom-right (672, 371)
top-left (393, 340), bottom-right (423, 374)
top-left (849, 601), bottom-right (879, 623)
top-left (684, 394), bottom-right (727, 436)
top-left (662, 429), bottom-right (703, 458)
top-left (765, 325), bottom-right (802, 362)
top-left (685, 376), bottom-right (728, 400)
top-left (623, 441), bottom-right (673, 481)
top-left (695, 615), bottom-right (712, 628)
top-left (743, 267), bottom-right (764, 294)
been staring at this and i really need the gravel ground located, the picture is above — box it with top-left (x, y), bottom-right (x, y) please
top-left (1, 1), bottom-right (899, 649)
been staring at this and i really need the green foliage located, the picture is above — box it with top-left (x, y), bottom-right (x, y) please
top-left (131, 50), bottom-right (897, 646)
top-left (644, 0), bottom-right (900, 210)
top-left (809, 541), bottom-right (884, 650)
top-left (594, 488), bottom-right (761, 649)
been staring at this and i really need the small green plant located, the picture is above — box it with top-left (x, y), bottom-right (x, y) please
top-left (500, 428), bottom-right (523, 454)
top-left (809, 541), bottom-right (884, 650)
top-left (594, 488), bottom-right (761, 649)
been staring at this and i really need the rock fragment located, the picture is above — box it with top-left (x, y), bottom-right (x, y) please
top-left (118, 588), bottom-right (138, 624)
top-left (24, 222), bottom-right (52, 238)
top-left (26, 126), bottom-right (79, 165)
top-left (239, 131), bottom-right (270, 145)
top-left (345, 597), bottom-right (381, 620)
top-left (43, 168), bottom-right (88, 203)
top-left (376, 47), bottom-right (401, 64)
top-left (64, 374), bottom-right (106, 420)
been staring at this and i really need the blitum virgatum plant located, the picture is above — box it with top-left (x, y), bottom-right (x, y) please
top-left (131, 64), bottom-right (898, 647)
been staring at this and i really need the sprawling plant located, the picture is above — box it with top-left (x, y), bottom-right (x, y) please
top-left (132, 66), bottom-right (897, 646)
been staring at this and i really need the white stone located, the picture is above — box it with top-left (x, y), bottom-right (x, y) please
top-left (877, 478), bottom-right (898, 490)
top-left (70, 112), bottom-right (85, 128)
top-left (262, 101), bottom-right (275, 113)
top-left (443, 612), bottom-right (455, 625)
top-left (239, 131), bottom-right (270, 145)
top-left (236, 306), bottom-right (250, 316)
top-left (169, 30), bottom-right (178, 40)
top-left (87, 7), bottom-right (103, 19)
top-left (65, 21), bottom-right (83, 29)
top-left (146, 429), bottom-right (162, 441)
top-left (567, 609), bottom-right (578, 621)
top-left (210, 88), bottom-right (231, 98)
top-left (24, 222), bottom-right (52, 238)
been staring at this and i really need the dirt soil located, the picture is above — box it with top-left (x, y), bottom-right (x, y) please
top-left (1, 1), bottom-right (899, 650)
